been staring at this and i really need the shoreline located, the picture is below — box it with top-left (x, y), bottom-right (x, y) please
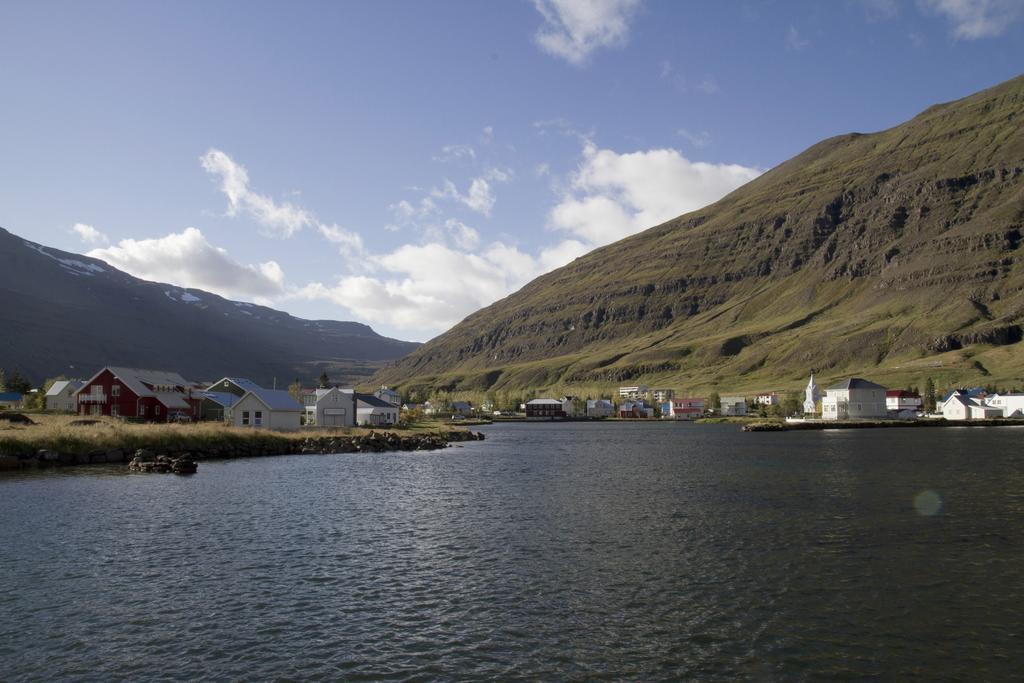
top-left (0, 417), bottom-right (484, 473)
top-left (742, 418), bottom-right (1022, 432)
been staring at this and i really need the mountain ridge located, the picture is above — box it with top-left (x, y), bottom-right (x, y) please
top-left (0, 226), bottom-right (419, 386)
top-left (374, 74), bottom-right (1024, 398)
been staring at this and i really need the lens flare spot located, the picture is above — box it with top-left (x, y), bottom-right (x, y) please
top-left (914, 490), bottom-right (942, 516)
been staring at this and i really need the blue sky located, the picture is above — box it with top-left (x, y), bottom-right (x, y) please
top-left (1, 0), bottom-right (1022, 341)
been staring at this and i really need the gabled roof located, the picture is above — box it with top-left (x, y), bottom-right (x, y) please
top-left (526, 398), bottom-right (563, 405)
top-left (450, 401), bottom-right (472, 410)
top-left (196, 391), bottom-right (240, 408)
top-left (76, 366), bottom-right (191, 399)
top-left (826, 378), bottom-right (886, 391)
top-left (886, 390), bottom-right (921, 398)
top-left (356, 393), bottom-right (396, 408)
top-left (45, 380), bottom-right (83, 397)
top-left (240, 387), bottom-right (302, 411)
top-left (207, 377), bottom-right (263, 394)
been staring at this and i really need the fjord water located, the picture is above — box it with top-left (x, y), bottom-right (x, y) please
top-left (1, 423), bottom-right (1022, 680)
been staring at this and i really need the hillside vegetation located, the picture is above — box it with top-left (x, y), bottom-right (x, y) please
top-left (374, 75), bottom-right (1024, 398)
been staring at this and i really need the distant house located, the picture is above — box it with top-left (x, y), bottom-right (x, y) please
top-left (450, 401), bottom-right (474, 417)
top-left (618, 385), bottom-right (649, 400)
top-left (650, 388), bottom-right (674, 403)
top-left (307, 387), bottom-right (356, 427)
top-left (984, 393), bottom-right (1024, 418)
top-left (229, 386), bottom-right (303, 430)
top-left (0, 392), bottom-right (24, 409)
top-left (356, 393), bottom-right (399, 426)
top-left (526, 398), bottom-right (566, 420)
top-left (619, 400), bottom-right (654, 418)
top-left (402, 402), bottom-right (423, 412)
top-left (560, 396), bottom-right (585, 417)
top-left (206, 377), bottom-right (265, 399)
top-left (941, 391), bottom-right (1002, 420)
top-left (374, 386), bottom-right (401, 406)
top-left (663, 397), bottom-right (704, 420)
top-left (44, 380), bottom-right (83, 412)
top-left (195, 390), bottom-right (239, 421)
top-left (886, 390), bottom-right (923, 419)
top-left (720, 396), bottom-right (747, 416)
top-left (75, 367), bottom-right (199, 421)
top-left (586, 399), bottom-right (615, 418)
top-left (821, 378), bottom-right (887, 420)
top-left (755, 392), bottom-right (780, 406)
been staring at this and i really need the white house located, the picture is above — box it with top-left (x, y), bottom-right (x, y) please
top-left (229, 387), bottom-right (302, 430)
top-left (720, 396), bottom-right (747, 416)
top-left (941, 393), bottom-right (1002, 420)
top-left (821, 378), bottom-right (887, 420)
top-left (374, 386), bottom-right (401, 406)
top-left (45, 380), bottom-right (83, 411)
top-left (650, 388), bottom-right (674, 403)
top-left (755, 392), bottom-right (780, 406)
top-left (618, 385), bottom-right (649, 400)
top-left (356, 393), bottom-right (399, 426)
top-left (886, 390), bottom-right (923, 419)
top-left (306, 387), bottom-right (356, 427)
top-left (984, 393), bottom-right (1024, 418)
top-left (803, 373), bottom-right (820, 415)
top-left (560, 396), bottom-right (585, 417)
top-left (586, 399), bottom-right (615, 418)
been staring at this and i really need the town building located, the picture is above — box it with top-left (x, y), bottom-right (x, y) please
top-left (229, 386), bottom-right (303, 430)
top-left (306, 387), bottom-right (356, 427)
top-left (803, 373), bottom-right (820, 415)
top-left (0, 392), bottom-right (23, 409)
top-left (940, 391), bottom-right (1002, 420)
top-left (374, 386), bottom-right (401, 406)
top-left (195, 390), bottom-right (239, 421)
top-left (619, 400), bottom-right (653, 418)
top-left (44, 380), bottom-right (83, 412)
top-left (821, 378), bottom-right (887, 420)
top-left (720, 396), bottom-right (747, 416)
top-left (618, 385), bottom-right (649, 400)
top-left (650, 388), bottom-right (674, 403)
top-left (75, 367), bottom-right (198, 421)
top-left (886, 390), bottom-right (923, 418)
top-left (449, 401), bottom-right (474, 417)
top-left (560, 396), bottom-right (585, 417)
top-left (525, 398), bottom-right (566, 420)
top-left (984, 393), bottom-right (1024, 418)
top-left (586, 399), bottom-right (615, 418)
top-left (663, 397), bottom-right (704, 420)
top-left (755, 392), bottom-right (780, 406)
top-left (355, 393), bottom-right (399, 426)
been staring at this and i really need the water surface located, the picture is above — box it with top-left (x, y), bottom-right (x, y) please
top-left (1, 422), bottom-right (1022, 680)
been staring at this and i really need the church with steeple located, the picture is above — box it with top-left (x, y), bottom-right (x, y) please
top-left (803, 373), bottom-right (820, 415)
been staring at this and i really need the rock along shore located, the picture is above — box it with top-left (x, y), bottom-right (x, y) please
top-left (0, 429), bottom-right (485, 473)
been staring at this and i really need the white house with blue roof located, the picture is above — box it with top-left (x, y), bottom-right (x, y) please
top-left (207, 377), bottom-right (302, 430)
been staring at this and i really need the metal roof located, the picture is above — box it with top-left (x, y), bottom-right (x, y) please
top-left (45, 380), bottom-right (83, 397)
top-left (826, 378), bottom-right (887, 391)
top-left (0, 392), bottom-right (23, 402)
top-left (356, 393), bottom-right (396, 408)
top-left (244, 387), bottom-right (302, 411)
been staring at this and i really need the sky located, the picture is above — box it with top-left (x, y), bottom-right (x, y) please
top-left (1, 1), bottom-right (1022, 342)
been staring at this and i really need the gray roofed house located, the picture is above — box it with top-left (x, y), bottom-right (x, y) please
top-left (826, 378), bottom-right (887, 391)
top-left (355, 393), bottom-right (399, 426)
top-left (229, 387), bottom-right (302, 431)
top-left (45, 380), bottom-right (83, 412)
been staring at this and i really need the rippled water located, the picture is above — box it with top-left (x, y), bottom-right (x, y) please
top-left (2, 422), bottom-right (1023, 680)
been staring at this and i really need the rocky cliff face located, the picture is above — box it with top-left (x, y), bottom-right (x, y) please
top-left (375, 75), bottom-right (1024, 395)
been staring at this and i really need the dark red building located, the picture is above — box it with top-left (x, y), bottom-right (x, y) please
top-left (75, 366), bottom-right (200, 422)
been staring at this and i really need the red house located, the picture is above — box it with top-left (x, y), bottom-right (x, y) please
top-left (74, 367), bottom-right (200, 422)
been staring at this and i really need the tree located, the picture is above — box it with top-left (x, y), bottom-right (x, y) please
top-left (782, 391), bottom-right (801, 417)
top-left (318, 371), bottom-right (330, 389)
top-left (707, 391), bottom-right (721, 414)
top-left (288, 378), bottom-right (304, 405)
top-left (5, 370), bottom-right (32, 395)
top-left (924, 377), bottom-right (936, 413)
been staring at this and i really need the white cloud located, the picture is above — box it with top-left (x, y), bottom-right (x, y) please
top-left (318, 223), bottom-right (366, 260)
top-left (548, 141), bottom-right (762, 247)
top-left (71, 223), bottom-right (108, 245)
top-left (445, 219), bottom-right (481, 250)
top-left (677, 129), bottom-right (712, 149)
top-left (88, 227), bottom-right (285, 299)
top-left (433, 144), bottom-right (476, 162)
top-left (200, 149), bottom-right (313, 238)
top-left (532, 0), bottom-right (642, 65)
top-left (430, 169), bottom-right (512, 217)
top-left (920, 0), bottom-right (1023, 39)
top-left (785, 25), bottom-right (810, 50)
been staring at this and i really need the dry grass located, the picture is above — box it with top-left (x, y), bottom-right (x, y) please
top-left (0, 413), bottom-right (444, 457)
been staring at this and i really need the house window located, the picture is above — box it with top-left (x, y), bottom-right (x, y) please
top-left (155, 405), bottom-right (161, 416)
top-left (140, 405), bottom-right (146, 416)
top-left (112, 384), bottom-right (120, 397)
top-left (111, 405), bottom-right (119, 417)
top-left (254, 411), bottom-right (263, 426)
top-left (242, 411), bottom-right (250, 426)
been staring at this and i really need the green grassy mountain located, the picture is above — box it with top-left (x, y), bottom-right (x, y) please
top-left (375, 75), bottom-right (1024, 400)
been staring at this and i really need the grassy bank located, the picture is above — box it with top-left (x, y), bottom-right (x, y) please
top-left (0, 413), bottom-right (458, 458)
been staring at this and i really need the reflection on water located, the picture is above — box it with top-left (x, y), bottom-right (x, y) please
top-left (1, 422), bottom-right (1022, 680)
